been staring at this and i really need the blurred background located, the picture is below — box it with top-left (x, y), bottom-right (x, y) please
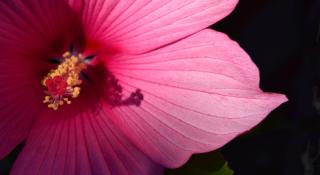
top-left (0, 0), bottom-right (319, 175)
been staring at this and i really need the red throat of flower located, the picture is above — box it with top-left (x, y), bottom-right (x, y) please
top-left (42, 51), bottom-right (87, 110)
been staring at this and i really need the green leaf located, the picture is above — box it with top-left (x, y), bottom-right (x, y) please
top-left (165, 151), bottom-right (234, 175)
top-left (209, 162), bottom-right (234, 175)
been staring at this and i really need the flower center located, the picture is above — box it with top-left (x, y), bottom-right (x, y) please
top-left (42, 51), bottom-right (87, 110)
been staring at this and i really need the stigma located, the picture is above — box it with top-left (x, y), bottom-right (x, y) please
top-left (42, 51), bottom-right (87, 110)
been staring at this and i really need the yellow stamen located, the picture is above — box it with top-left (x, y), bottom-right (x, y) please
top-left (42, 51), bottom-right (87, 110)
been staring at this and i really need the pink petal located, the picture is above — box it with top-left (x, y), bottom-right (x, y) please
top-left (11, 107), bottom-right (163, 175)
top-left (0, 60), bottom-right (42, 159)
top-left (71, 0), bottom-right (238, 54)
top-left (0, 0), bottom-right (80, 159)
top-left (104, 29), bottom-right (288, 168)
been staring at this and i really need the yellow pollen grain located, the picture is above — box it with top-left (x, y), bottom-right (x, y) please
top-left (64, 98), bottom-right (72, 104)
top-left (43, 96), bottom-right (50, 103)
top-left (72, 87), bottom-right (81, 98)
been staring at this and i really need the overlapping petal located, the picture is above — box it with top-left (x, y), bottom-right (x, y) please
top-left (69, 0), bottom-right (238, 54)
top-left (11, 107), bottom-right (162, 175)
top-left (104, 29), bottom-right (287, 168)
top-left (0, 0), bottom-right (79, 159)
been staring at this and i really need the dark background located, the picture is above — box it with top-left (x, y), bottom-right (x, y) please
top-left (213, 0), bottom-right (320, 175)
top-left (1, 0), bottom-right (319, 175)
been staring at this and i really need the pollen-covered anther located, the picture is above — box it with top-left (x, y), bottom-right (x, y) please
top-left (42, 51), bottom-right (87, 110)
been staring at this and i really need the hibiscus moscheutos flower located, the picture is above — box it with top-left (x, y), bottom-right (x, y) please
top-left (0, 0), bottom-right (287, 175)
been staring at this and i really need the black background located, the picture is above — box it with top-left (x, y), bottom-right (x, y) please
top-left (213, 0), bottom-right (320, 175)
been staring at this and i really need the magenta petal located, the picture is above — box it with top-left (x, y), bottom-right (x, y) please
top-left (0, 0), bottom-right (80, 54)
top-left (0, 0), bottom-right (83, 160)
top-left (105, 29), bottom-right (288, 168)
top-left (11, 109), bottom-right (163, 175)
top-left (72, 0), bottom-right (238, 54)
top-left (67, 0), bottom-right (118, 38)
top-left (0, 34), bottom-right (43, 159)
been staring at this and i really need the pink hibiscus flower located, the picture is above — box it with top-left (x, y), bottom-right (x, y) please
top-left (0, 0), bottom-right (287, 175)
